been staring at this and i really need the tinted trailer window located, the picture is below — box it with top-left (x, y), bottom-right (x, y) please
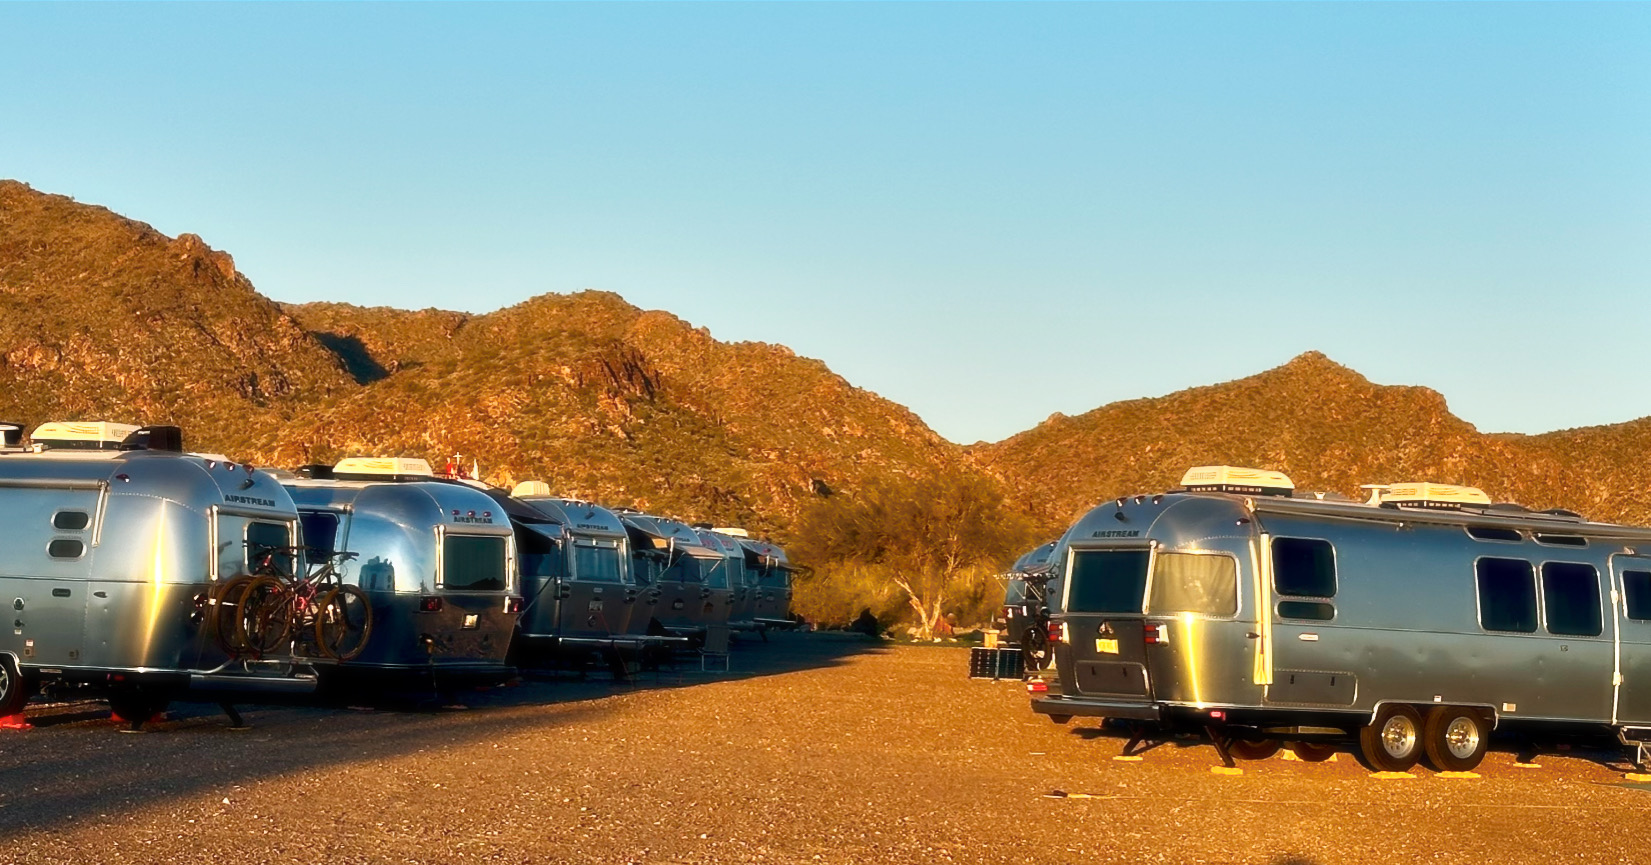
top-left (247, 521), bottom-right (295, 575)
top-left (1066, 549), bottom-right (1150, 614)
top-left (443, 535), bottom-right (508, 591)
top-left (572, 540), bottom-right (623, 583)
top-left (1477, 557), bottom-right (1537, 633)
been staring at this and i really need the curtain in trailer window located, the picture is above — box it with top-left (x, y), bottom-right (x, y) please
top-left (1066, 550), bottom-right (1151, 614)
top-left (443, 535), bottom-right (507, 591)
top-left (1148, 553), bottom-right (1238, 617)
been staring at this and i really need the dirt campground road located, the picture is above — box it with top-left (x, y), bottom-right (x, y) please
top-left (1, 633), bottom-right (1649, 865)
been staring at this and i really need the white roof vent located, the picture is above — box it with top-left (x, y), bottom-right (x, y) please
top-left (332, 457), bottom-right (434, 481)
top-left (1380, 482), bottom-right (1491, 510)
top-left (512, 481), bottom-right (553, 497)
top-left (30, 421), bottom-right (143, 451)
top-left (1180, 465), bottom-right (1295, 497)
top-left (712, 526), bottom-right (751, 538)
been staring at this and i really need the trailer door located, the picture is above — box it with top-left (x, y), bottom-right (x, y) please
top-left (1611, 556), bottom-right (1651, 725)
top-left (1056, 546), bottom-right (1155, 704)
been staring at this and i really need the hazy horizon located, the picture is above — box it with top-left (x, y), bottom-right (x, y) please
top-left (3, 3), bottom-right (1646, 444)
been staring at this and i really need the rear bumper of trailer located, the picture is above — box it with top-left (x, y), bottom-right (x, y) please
top-left (753, 617), bottom-right (799, 630)
top-left (1032, 695), bottom-right (1163, 723)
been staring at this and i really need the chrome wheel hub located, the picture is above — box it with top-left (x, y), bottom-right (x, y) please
top-left (1445, 717), bottom-right (1480, 760)
top-left (1381, 715), bottom-right (1417, 757)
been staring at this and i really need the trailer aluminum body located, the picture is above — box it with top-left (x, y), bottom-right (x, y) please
top-left (1033, 466), bottom-right (1651, 770)
top-left (738, 538), bottom-right (796, 630)
top-left (621, 513), bottom-right (730, 641)
top-left (0, 441), bottom-right (318, 716)
top-left (282, 471), bottom-right (521, 686)
top-left (508, 492), bottom-right (656, 660)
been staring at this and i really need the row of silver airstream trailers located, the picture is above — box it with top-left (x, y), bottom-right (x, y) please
top-left (0, 420), bottom-right (797, 727)
top-left (1031, 465), bottom-right (1651, 772)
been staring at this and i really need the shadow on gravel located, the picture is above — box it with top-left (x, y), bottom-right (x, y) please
top-left (0, 631), bottom-right (882, 839)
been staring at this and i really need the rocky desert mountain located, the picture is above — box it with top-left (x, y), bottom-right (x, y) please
top-left (6, 178), bottom-right (1651, 547)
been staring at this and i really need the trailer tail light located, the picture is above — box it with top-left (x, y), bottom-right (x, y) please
top-left (505, 596), bottom-right (525, 614)
top-left (1027, 679), bottom-right (1048, 694)
top-left (418, 596), bottom-right (444, 613)
top-left (1143, 623), bottom-right (1168, 646)
top-left (1048, 620), bottom-right (1067, 644)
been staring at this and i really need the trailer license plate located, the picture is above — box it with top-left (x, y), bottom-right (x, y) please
top-left (1095, 638), bottom-right (1119, 654)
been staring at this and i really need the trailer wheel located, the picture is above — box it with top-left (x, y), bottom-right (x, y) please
top-left (1228, 738), bottom-right (1282, 761)
top-left (0, 656), bottom-right (30, 717)
top-left (1288, 741), bottom-right (1337, 763)
top-left (1359, 704), bottom-right (1424, 772)
top-left (1423, 706), bottom-right (1489, 772)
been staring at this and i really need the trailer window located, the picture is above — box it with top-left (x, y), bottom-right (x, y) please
top-left (572, 541), bottom-right (622, 583)
top-left (246, 521), bottom-right (294, 575)
top-left (47, 539), bottom-right (85, 559)
top-left (1272, 538), bottom-right (1336, 598)
top-left (443, 535), bottom-right (508, 591)
top-left (299, 511), bottom-right (340, 560)
top-left (1624, 571), bottom-right (1651, 621)
top-left (1466, 526), bottom-right (1522, 543)
top-left (52, 511), bottom-right (90, 531)
top-left (1534, 533), bottom-right (1587, 548)
top-left (700, 557), bottom-right (730, 590)
top-left (757, 566), bottom-right (791, 589)
top-left (1477, 558), bottom-right (1537, 633)
top-left (516, 525), bottom-right (561, 578)
top-left (1541, 562), bottom-right (1602, 637)
top-left (1148, 553), bottom-right (1237, 617)
top-left (1277, 601), bottom-right (1334, 620)
top-left (1066, 549), bottom-right (1151, 614)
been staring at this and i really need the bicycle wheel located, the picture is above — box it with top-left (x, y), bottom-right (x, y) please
top-left (210, 575), bottom-right (258, 655)
top-left (237, 576), bottom-right (294, 656)
top-left (315, 585), bottom-right (373, 661)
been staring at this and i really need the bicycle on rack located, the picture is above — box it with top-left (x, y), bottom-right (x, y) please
top-left (209, 546), bottom-right (374, 661)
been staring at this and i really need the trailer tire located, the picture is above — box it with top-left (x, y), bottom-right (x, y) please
top-left (1228, 738), bottom-right (1282, 761)
top-left (0, 656), bottom-right (30, 717)
top-left (1359, 704), bottom-right (1424, 772)
top-left (1288, 741), bottom-right (1338, 763)
top-left (1424, 706), bottom-right (1489, 772)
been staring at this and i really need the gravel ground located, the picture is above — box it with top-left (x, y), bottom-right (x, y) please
top-left (0, 633), bottom-right (1648, 864)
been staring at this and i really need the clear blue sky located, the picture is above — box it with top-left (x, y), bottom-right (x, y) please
top-left (2, 3), bottom-right (1647, 444)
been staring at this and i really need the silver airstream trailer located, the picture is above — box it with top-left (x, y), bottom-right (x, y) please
top-left (504, 483), bottom-right (651, 669)
top-left (0, 422), bottom-right (317, 724)
top-left (280, 458), bottom-right (522, 689)
top-left (735, 536), bottom-right (797, 631)
top-left (697, 529), bottom-right (753, 632)
top-left (1033, 465), bottom-right (1651, 772)
top-left (621, 513), bottom-right (730, 642)
top-left (1000, 540), bottom-right (1058, 671)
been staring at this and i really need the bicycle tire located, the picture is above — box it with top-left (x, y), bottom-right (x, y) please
top-left (315, 585), bottom-right (373, 661)
top-left (237, 576), bottom-right (294, 656)
top-left (209, 575), bottom-right (258, 655)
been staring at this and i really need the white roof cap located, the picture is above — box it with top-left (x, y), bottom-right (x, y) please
top-left (1180, 465), bottom-right (1295, 495)
top-left (712, 526), bottom-right (750, 538)
top-left (32, 421), bottom-right (141, 445)
top-left (512, 480), bottom-right (553, 497)
top-left (332, 457), bottom-right (434, 478)
top-left (1381, 482), bottom-right (1491, 509)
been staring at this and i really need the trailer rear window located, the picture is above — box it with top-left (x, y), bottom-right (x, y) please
top-left (52, 511), bottom-right (90, 531)
top-left (47, 539), bottom-right (85, 559)
top-left (699, 557), bottom-right (730, 590)
top-left (1625, 571), bottom-right (1651, 621)
top-left (1066, 549), bottom-right (1151, 614)
top-left (572, 541), bottom-right (623, 584)
top-left (443, 535), bottom-right (508, 591)
top-left (1541, 562), bottom-right (1602, 637)
top-left (1466, 526), bottom-right (1522, 543)
top-left (1272, 538), bottom-right (1336, 598)
top-left (757, 566), bottom-right (791, 589)
top-left (299, 511), bottom-right (341, 560)
top-left (1148, 553), bottom-right (1238, 617)
top-left (246, 521), bottom-right (294, 575)
top-left (1477, 557), bottom-right (1537, 633)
